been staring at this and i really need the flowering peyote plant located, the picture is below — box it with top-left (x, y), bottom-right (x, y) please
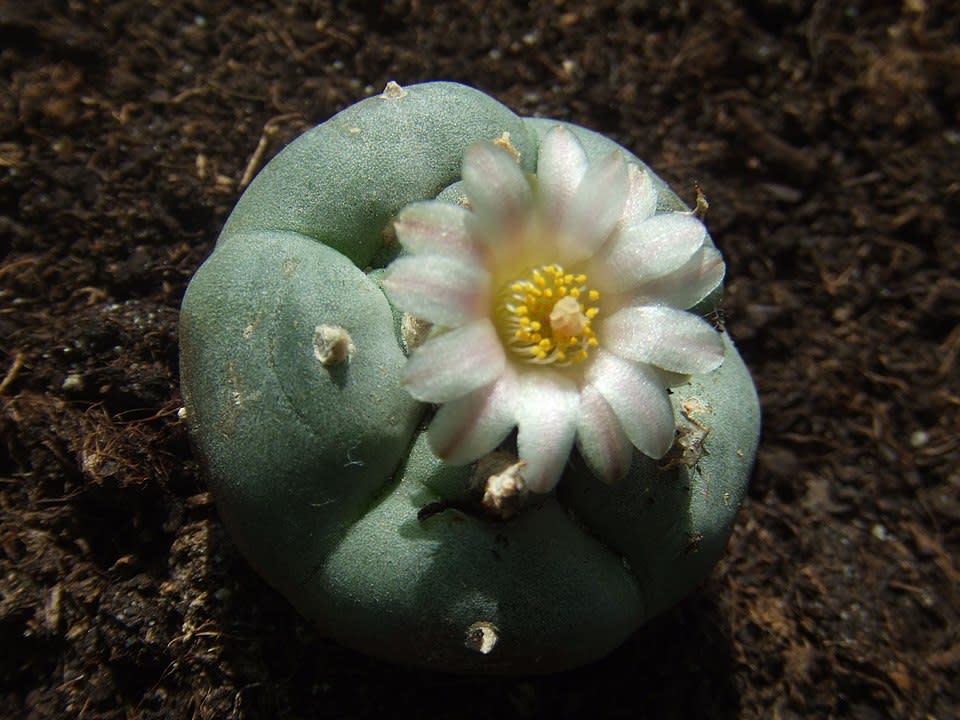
top-left (179, 81), bottom-right (760, 673)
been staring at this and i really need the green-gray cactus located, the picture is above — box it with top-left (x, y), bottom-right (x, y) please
top-left (179, 81), bottom-right (760, 673)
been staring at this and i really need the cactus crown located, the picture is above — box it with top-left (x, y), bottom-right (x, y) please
top-left (382, 126), bottom-right (727, 492)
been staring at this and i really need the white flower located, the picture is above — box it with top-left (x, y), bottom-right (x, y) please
top-left (382, 126), bottom-right (726, 493)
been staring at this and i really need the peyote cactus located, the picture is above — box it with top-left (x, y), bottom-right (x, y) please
top-left (179, 81), bottom-right (760, 673)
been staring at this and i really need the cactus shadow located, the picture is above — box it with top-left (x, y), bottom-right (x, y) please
top-left (312, 585), bottom-right (740, 719)
top-left (438, 587), bottom-right (738, 719)
top-left (398, 500), bottom-right (740, 714)
top-left (539, 588), bottom-right (741, 718)
top-left (201, 508), bottom-right (739, 719)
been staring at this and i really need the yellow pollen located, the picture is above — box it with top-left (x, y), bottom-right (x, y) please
top-left (495, 263), bottom-right (602, 367)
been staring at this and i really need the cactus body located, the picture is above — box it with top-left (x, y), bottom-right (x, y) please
top-left (180, 82), bottom-right (760, 673)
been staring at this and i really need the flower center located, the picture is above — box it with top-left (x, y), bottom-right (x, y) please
top-left (496, 264), bottom-right (601, 365)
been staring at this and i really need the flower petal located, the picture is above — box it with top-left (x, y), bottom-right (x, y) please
top-left (382, 255), bottom-right (490, 327)
top-left (593, 212), bottom-right (706, 294)
top-left (402, 320), bottom-right (506, 403)
top-left (618, 163), bottom-right (658, 228)
top-left (428, 369), bottom-right (517, 464)
top-left (537, 126), bottom-right (588, 219)
top-left (587, 351), bottom-right (676, 459)
top-left (463, 142), bottom-right (532, 230)
top-left (556, 151), bottom-right (630, 263)
top-left (631, 246), bottom-right (725, 309)
top-left (576, 384), bottom-right (633, 483)
top-left (394, 201), bottom-right (482, 262)
top-left (514, 370), bottom-right (579, 493)
top-left (601, 306), bottom-right (725, 375)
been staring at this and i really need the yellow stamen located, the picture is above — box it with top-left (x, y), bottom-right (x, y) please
top-left (495, 263), bottom-right (602, 367)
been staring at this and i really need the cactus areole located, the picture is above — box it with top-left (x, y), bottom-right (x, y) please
top-left (179, 81), bottom-right (760, 673)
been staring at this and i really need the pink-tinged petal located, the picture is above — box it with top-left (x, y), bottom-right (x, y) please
top-left (537, 126), bottom-right (588, 219)
top-left (576, 384), bottom-right (633, 483)
top-left (618, 163), bottom-right (658, 228)
top-left (462, 142), bottom-right (532, 229)
top-left (556, 151), bottom-right (630, 263)
top-left (394, 201), bottom-right (482, 262)
top-left (402, 320), bottom-right (506, 403)
top-left (382, 255), bottom-right (490, 327)
top-left (514, 371), bottom-right (579, 493)
top-left (593, 212), bottom-right (706, 293)
top-left (587, 351), bottom-right (676, 459)
top-left (601, 306), bottom-right (725, 375)
top-left (428, 369), bottom-right (517, 464)
top-left (630, 246), bottom-right (726, 309)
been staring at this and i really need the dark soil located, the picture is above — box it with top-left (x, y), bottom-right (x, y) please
top-left (2, 1), bottom-right (958, 718)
